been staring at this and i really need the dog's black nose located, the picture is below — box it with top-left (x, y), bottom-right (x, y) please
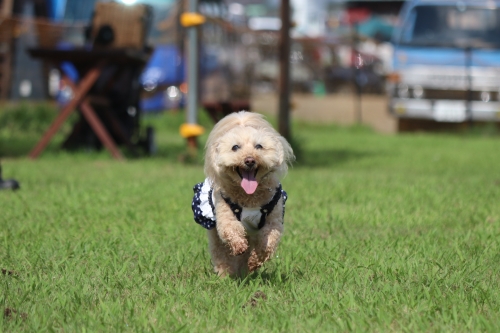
top-left (244, 157), bottom-right (255, 168)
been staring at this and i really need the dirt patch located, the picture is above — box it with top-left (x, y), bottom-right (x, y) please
top-left (4, 308), bottom-right (28, 320)
top-left (251, 92), bottom-right (397, 134)
top-left (244, 291), bottom-right (268, 308)
top-left (1, 268), bottom-right (16, 276)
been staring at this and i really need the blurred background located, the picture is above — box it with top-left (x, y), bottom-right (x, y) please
top-left (0, 0), bottom-right (401, 136)
top-left (0, 0), bottom-right (499, 159)
top-left (0, 0), bottom-right (400, 98)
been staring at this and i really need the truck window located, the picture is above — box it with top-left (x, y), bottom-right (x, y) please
top-left (399, 5), bottom-right (500, 48)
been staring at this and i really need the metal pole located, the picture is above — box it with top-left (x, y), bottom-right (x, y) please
top-left (355, 58), bottom-right (363, 124)
top-left (278, 0), bottom-right (291, 141)
top-left (187, 0), bottom-right (199, 126)
top-left (465, 46), bottom-right (473, 126)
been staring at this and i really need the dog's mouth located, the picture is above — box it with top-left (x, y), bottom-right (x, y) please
top-left (236, 167), bottom-right (259, 195)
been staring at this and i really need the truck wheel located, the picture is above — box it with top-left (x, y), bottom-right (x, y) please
top-left (397, 119), bottom-right (425, 132)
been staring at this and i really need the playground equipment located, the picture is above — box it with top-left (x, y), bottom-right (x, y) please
top-left (1, 0), bottom-right (295, 155)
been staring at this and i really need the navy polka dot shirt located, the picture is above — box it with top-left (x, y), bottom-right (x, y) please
top-left (192, 178), bottom-right (288, 230)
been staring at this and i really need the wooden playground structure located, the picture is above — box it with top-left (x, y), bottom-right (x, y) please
top-left (0, 0), bottom-right (295, 157)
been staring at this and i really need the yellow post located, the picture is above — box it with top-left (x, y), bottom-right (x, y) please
top-left (180, 12), bottom-right (206, 27)
top-left (179, 0), bottom-right (206, 156)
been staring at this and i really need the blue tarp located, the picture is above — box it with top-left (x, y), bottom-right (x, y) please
top-left (46, 0), bottom-right (67, 21)
top-left (357, 17), bottom-right (394, 41)
top-left (140, 45), bottom-right (185, 87)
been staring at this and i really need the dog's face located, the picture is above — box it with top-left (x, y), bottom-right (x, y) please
top-left (205, 112), bottom-right (294, 195)
top-left (215, 126), bottom-right (283, 194)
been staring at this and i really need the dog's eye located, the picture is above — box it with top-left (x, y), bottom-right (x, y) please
top-left (255, 144), bottom-right (263, 149)
top-left (232, 145), bottom-right (240, 151)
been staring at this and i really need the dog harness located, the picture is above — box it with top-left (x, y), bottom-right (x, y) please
top-left (192, 178), bottom-right (287, 231)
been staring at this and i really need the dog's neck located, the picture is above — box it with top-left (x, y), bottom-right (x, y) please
top-left (216, 177), bottom-right (279, 208)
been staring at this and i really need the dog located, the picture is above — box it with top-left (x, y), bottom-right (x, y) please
top-left (192, 111), bottom-right (294, 277)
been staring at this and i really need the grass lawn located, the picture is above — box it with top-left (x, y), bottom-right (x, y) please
top-left (1, 106), bottom-right (500, 332)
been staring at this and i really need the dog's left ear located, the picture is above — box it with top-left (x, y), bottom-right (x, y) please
top-left (277, 136), bottom-right (294, 165)
top-left (276, 139), bottom-right (285, 165)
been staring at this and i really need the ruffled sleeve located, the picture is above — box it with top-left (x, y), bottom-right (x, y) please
top-left (192, 179), bottom-right (216, 230)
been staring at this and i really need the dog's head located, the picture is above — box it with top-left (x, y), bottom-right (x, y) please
top-left (204, 111), bottom-right (294, 194)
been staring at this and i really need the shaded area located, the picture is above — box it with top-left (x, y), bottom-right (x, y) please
top-left (289, 123), bottom-right (378, 168)
top-left (2, 104), bottom-right (499, 162)
top-left (398, 119), bottom-right (500, 135)
top-left (297, 148), bottom-right (374, 168)
top-left (0, 104), bottom-right (211, 162)
top-left (0, 103), bottom-right (73, 157)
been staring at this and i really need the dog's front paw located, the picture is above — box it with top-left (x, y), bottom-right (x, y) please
top-left (228, 238), bottom-right (248, 256)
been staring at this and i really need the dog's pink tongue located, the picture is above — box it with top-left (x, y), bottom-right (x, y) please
top-left (241, 170), bottom-right (258, 194)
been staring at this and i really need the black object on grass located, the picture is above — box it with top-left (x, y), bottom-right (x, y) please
top-left (0, 165), bottom-right (20, 190)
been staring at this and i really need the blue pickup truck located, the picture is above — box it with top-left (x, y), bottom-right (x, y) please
top-left (389, 0), bottom-right (500, 125)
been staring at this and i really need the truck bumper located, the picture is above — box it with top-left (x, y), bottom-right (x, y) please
top-left (390, 98), bottom-right (500, 122)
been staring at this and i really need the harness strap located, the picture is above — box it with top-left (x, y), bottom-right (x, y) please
top-left (208, 188), bottom-right (215, 214)
top-left (221, 184), bottom-right (283, 230)
top-left (258, 184), bottom-right (283, 229)
top-left (221, 194), bottom-right (242, 221)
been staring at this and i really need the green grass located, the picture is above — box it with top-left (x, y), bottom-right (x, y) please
top-left (1, 109), bottom-right (500, 332)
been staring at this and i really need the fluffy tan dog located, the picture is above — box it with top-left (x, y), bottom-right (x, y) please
top-left (192, 111), bottom-right (294, 277)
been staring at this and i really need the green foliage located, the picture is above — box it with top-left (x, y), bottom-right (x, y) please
top-left (1, 111), bottom-right (500, 332)
top-left (0, 103), bottom-right (58, 133)
top-left (0, 103), bottom-right (75, 157)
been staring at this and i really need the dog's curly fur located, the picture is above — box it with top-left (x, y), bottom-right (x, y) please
top-left (203, 111), bottom-right (294, 277)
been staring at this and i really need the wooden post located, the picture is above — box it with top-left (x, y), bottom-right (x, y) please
top-left (79, 101), bottom-right (124, 160)
top-left (29, 63), bottom-right (105, 159)
top-left (0, 0), bottom-right (14, 99)
top-left (1, 0), bottom-right (13, 16)
top-left (278, 0), bottom-right (291, 141)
